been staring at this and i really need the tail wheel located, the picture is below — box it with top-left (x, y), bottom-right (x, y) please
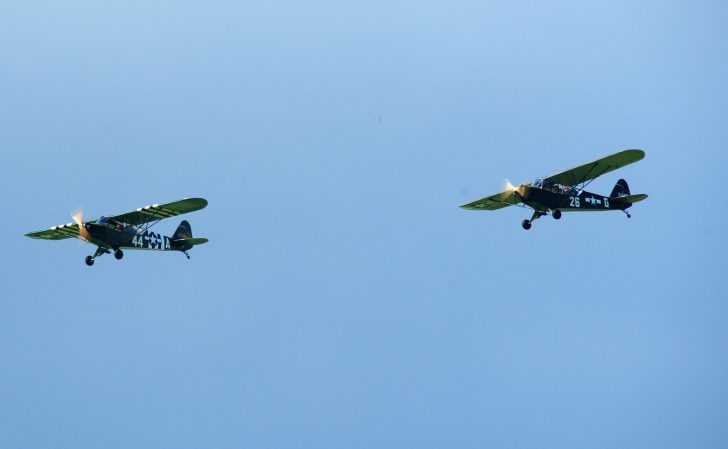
top-left (85, 256), bottom-right (94, 266)
top-left (114, 249), bottom-right (124, 260)
top-left (521, 219), bottom-right (532, 230)
top-left (552, 209), bottom-right (562, 220)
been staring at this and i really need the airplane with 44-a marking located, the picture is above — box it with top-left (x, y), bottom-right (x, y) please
top-left (25, 197), bottom-right (209, 266)
top-left (460, 149), bottom-right (647, 229)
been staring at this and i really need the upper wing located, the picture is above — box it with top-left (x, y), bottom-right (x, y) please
top-left (460, 190), bottom-right (519, 210)
top-left (543, 149), bottom-right (645, 186)
top-left (110, 198), bottom-right (208, 225)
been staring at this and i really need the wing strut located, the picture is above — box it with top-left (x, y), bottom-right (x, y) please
top-left (571, 162), bottom-right (620, 192)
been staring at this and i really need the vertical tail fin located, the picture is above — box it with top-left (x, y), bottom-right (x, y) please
top-left (173, 220), bottom-right (192, 240)
top-left (610, 179), bottom-right (631, 198)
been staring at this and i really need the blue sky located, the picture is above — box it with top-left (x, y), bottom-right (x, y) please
top-left (2, 1), bottom-right (727, 447)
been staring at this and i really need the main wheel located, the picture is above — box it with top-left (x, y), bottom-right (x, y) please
top-left (521, 219), bottom-right (532, 230)
top-left (85, 256), bottom-right (94, 266)
top-left (114, 249), bottom-right (124, 260)
top-left (552, 209), bottom-right (562, 220)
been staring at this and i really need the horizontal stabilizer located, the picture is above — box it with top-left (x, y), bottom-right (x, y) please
top-left (610, 194), bottom-right (648, 204)
top-left (173, 237), bottom-right (208, 246)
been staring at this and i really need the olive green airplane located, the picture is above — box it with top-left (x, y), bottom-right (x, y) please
top-left (460, 149), bottom-right (647, 229)
top-left (25, 197), bottom-right (208, 266)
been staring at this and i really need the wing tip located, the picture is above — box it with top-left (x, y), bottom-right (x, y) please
top-left (624, 148), bottom-right (646, 160)
top-left (459, 202), bottom-right (481, 210)
top-left (185, 197), bottom-right (208, 209)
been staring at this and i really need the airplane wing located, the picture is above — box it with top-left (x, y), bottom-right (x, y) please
top-left (460, 190), bottom-right (520, 210)
top-left (25, 221), bottom-right (94, 240)
top-left (543, 149), bottom-right (645, 187)
top-left (109, 198), bottom-right (208, 225)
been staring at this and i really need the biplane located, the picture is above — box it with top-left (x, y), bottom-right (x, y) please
top-left (460, 150), bottom-right (647, 229)
top-left (25, 197), bottom-right (209, 266)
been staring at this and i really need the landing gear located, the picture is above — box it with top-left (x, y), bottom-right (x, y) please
top-left (114, 249), bottom-right (124, 260)
top-left (84, 247), bottom-right (109, 267)
top-left (182, 250), bottom-right (191, 259)
top-left (521, 210), bottom-right (545, 230)
top-left (552, 209), bottom-right (562, 220)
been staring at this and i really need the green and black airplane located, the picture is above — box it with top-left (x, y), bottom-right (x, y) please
top-left (461, 149), bottom-right (647, 229)
top-left (25, 197), bottom-right (209, 266)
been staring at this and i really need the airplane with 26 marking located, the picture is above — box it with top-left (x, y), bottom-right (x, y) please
top-left (460, 150), bottom-right (648, 229)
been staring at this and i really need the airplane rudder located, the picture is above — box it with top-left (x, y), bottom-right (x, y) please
top-left (610, 179), bottom-right (630, 198)
top-left (173, 220), bottom-right (192, 240)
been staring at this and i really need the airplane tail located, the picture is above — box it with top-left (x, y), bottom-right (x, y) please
top-left (172, 220), bottom-right (208, 252)
top-left (173, 220), bottom-right (193, 240)
top-left (609, 179), bottom-right (648, 208)
top-left (610, 179), bottom-right (631, 198)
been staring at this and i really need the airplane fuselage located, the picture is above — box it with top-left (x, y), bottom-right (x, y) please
top-left (84, 223), bottom-right (191, 252)
top-left (519, 185), bottom-right (630, 213)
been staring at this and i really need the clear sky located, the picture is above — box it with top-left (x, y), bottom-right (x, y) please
top-left (2, 1), bottom-right (727, 447)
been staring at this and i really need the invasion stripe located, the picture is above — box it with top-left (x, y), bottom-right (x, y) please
top-left (147, 208), bottom-right (176, 218)
top-left (157, 208), bottom-right (178, 217)
top-left (143, 210), bottom-right (171, 219)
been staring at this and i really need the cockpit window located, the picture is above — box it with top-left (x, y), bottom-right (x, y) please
top-left (547, 182), bottom-right (572, 193)
top-left (98, 216), bottom-right (108, 224)
top-left (532, 178), bottom-right (544, 188)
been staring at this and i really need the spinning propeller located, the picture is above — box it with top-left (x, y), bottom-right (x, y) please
top-left (504, 178), bottom-right (526, 197)
top-left (71, 209), bottom-right (90, 241)
top-left (504, 178), bottom-right (516, 193)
